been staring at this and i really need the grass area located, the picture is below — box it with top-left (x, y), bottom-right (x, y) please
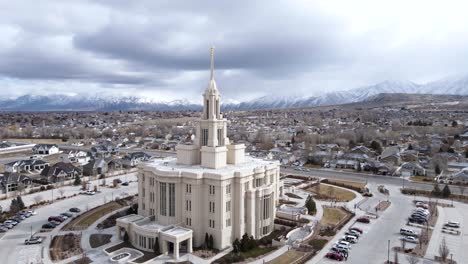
top-left (5, 138), bottom-right (66, 144)
top-left (89, 234), bottom-right (112, 248)
top-left (308, 239), bottom-right (328, 251)
top-left (267, 250), bottom-right (305, 264)
top-left (215, 246), bottom-right (277, 264)
top-left (326, 179), bottom-right (366, 189)
top-left (321, 208), bottom-right (348, 226)
top-left (64, 201), bottom-right (123, 230)
top-left (410, 176), bottom-right (435, 183)
top-left (279, 199), bottom-right (298, 205)
top-left (241, 246), bottom-right (277, 259)
top-left (306, 184), bottom-right (356, 202)
top-left (285, 192), bottom-right (302, 199)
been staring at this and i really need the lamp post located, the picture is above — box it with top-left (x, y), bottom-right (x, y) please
top-left (387, 240), bottom-right (390, 264)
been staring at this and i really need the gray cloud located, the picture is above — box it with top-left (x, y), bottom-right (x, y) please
top-left (1, 0), bottom-right (468, 101)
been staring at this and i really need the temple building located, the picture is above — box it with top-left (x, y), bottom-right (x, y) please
top-left (117, 48), bottom-right (283, 260)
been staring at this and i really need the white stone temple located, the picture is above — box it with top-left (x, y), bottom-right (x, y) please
top-left (117, 48), bottom-right (283, 260)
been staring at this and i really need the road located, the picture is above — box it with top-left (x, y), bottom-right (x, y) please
top-left (0, 173), bottom-right (138, 264)
top-left (58, 144), bottom-right (176, 158)
top-left (281, 167), bottom-right (465, 195)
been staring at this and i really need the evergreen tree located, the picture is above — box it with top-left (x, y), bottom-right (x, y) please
top-left (248, 235), bottom-right (257, 250)
top-left (10, 198), bottom-right (19, 213)
top-left (432, 183), bottom-right (441, 197)
top-left (305, 195), bottom-right (317, 215)
top-left (232, 238), bottom-right (241, 253)
top-left (154, 237), bottom-right (160, 255)
top-left (442, 184), bottom-right (451, 198)
top-left (204, 233), bottom-right (209, 249)
top-left (73, 175), bottom-right (81, 186)
top-left (435, 164), bottom-right (441, 175)
top-left (407, 144), bottom-right (413, 150)
top-left (16, 196), bottom-right (25, 210)
top-left (209, 234), bottom-right (214, 249)
top-left (451, 120), bottom-right (458, 127)
top-left (370, 140), bottom-right (383, 154)
top-left (240, 233), bottom-right (249, 252)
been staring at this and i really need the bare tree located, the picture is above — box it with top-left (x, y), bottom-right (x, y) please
top-left (438, 237), bottom-right (450, 261)
top-left (33, 195), bottom-right (43, 204)
top-left (406, 254), bottom-right (419, 264)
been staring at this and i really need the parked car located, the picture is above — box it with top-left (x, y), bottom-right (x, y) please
top-left (4, 220), bottom-right (17, 226)
top-left (122, 182), bottom-right (129, 186)
top-left (357, 217), bottom-right (370, 223)
top-left (400, 228), bottom-right (419, 237)
top-left (334, 240), bottom-right (351, 249)
top-left (42, 223), bottom-right (54, 229)
top-left (445, 221), bottom-right (460, 228)
top-left (1, 223), bottom-right (13, 229)
top-left (48, 216), bottom-right (65, 222)
top-left (69, 207), bottom-right (81, 213)
top-left (49, 221), bottom-right (60, 226)
top-left (346, 230), bottom-right (361, 237)
top-left (61, 212), bottom-right (73, 218)
top-left (27, 210), bottom-right (37, 215)
top-left (25, 236), bottom-right (44, 245)
top-left (326, 252), bottom-right (345, 261)
top-left (400, 236), bottom-right (418, 243)
top-left (342, 235), bottom-right (358, 243)
top-left (331, 245), bottom-right (349, 255)
top-left (0, 226), bottom-right (8, 232)
top-left (349, 227), bottom-right (363, 234)
top-left (409, 217), bottom-right (427, 224)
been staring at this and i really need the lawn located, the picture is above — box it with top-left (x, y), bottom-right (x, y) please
top-left (64, 202), bottom-right (123, 230)
top-left (89, 234), bottom-right (112, 248)
top-left (321, 208), bottom-right (348, 226)
top-left (267, 250), bottom-right (305, 264)
top-left (306, 184), bottom-right (356, 202)
top-left (285, 192), bottom-right (302, 199)
top-left (6, 138), bottom-right (66, 144)
top-left (410, 176), bottom-right (435, 183)
top-left (308, 239), bottom-right (328, 251)
top-left (326, 179), bottom-right (366, 189)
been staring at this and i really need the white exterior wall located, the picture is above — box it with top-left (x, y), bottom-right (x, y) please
top-left (138, 158), bottom-right (281, 250)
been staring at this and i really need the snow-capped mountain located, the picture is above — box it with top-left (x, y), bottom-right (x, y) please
top-left (1, 75), bottom-right (468, 111)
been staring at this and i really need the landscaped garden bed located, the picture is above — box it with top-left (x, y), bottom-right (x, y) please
top-left (305, 183), bottom-right (356, 202)
top-left (50, 233), bottom-right (83, 261)
top-left (90, 234), bottom-right (112, 248)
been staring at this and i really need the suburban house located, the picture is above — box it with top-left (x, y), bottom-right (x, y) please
top-left (90, 142), bottom-right (119, 158)
top-left (0, 142), bottom-right (16, 148)
top-left (121, 152), bottom-right (152, 168)
top-left (394, 162), bottom-right (426, 177)
top-left (0, 173), bottom-right (32, 193)
top-left (4, 159), bottom-right (50, 173)
top-left (32, 144), bottom-right (59, 155)
top-left (40, 162), bottom-right (83, 183)
top-left (83, 158), bottom-right (123, 176)
top-left (59, 150), bottom-right (90, 165)
top-left (379, 146), bottom-right (401, 166)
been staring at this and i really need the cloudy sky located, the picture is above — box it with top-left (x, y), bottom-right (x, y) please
top-left (1, 0), bottom-right (468, 102)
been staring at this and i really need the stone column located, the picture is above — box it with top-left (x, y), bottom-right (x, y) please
top-left (162, 240), bottom-right (168, 256)
top-left (188, 237), bottom-right (193, 253)
top-left (174, 241), bottom-right (180, 259)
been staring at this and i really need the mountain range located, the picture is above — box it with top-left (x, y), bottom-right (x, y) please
top-left (1, 75), bottom-right (468, 111)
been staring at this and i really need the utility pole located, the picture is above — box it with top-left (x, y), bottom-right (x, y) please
top-left (387, 240), bottom-right (390, 264)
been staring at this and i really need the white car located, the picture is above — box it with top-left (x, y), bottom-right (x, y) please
top-left (400, 228), bottom-right (419, 237)
top-left (4, 220), bottom-right (17, 226)
top-left (401, 236), bottom-right (418, 243)
top-left (334, 240), bottom-right (351, 249)
top-left (27, 210), bottom-right (37, 215)
top-left (25, 237), bottom-right (44, 245)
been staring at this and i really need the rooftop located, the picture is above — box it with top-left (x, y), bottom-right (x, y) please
top-left (142, 155), bottom-right (279, 175)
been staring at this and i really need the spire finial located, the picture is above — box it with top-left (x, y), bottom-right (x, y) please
top-left (210, 46), bottom-right (215, 80)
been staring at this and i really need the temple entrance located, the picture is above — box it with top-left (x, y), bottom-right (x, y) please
top-left (180, 240), bottom-right (188, 254)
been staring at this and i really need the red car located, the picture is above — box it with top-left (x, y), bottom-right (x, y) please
top-left (326, 252), bottom-right (344, 261)
top-left (357, 217), bottom-right (370, 223)
top-left (349, 227), bottom-right (363, 234)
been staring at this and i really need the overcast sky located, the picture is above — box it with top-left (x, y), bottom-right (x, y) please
top-left (1, 0), bottom-right (468, 102)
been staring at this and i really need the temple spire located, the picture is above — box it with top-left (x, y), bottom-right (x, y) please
top-left (210, 46), bottom-right (215, 80)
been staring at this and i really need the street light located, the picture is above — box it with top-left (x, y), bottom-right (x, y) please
top-left (387, 240), bottom-right (390, 264)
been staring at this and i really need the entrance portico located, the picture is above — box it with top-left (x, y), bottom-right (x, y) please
top-left (160, 226), bottom-right (193, 260)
